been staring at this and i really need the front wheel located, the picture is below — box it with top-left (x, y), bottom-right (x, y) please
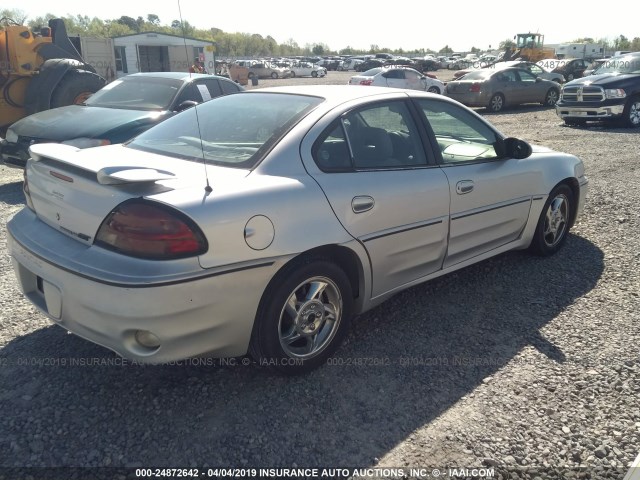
top-left (427, 86), bottom-right (440, 94)
top-left (249, 258), bottom-right (353, 374)
top-left (543, 88), bottom-right (559, 106)
top-left (311, 71), bottom-right (318, 78)
top-left (622, 95), bottom-right (640, 128)
top-left (566, 73), bottom-right (574, 81)
top-left (529, 184), bottom-right (574, 256)
top-left (290, 71), bottom-right (296, 78)
top-left (488, 93), bottom-right (504, 112)
top-left (271, 72), bottom-right (278, 79)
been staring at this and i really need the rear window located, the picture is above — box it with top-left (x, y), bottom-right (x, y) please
top-left (362, 68), bottom-right (383, 76)
top-left (127, 92), bottom-right (323, 169)
top-left (458, 70), bottom-right (493, 80)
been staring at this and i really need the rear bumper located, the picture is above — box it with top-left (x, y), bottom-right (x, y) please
top-left (7, 208), bottom-right (286, 364)
top-left (556, 103), bottom-right (625, 120)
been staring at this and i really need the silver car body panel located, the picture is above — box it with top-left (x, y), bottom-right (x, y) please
top-left (8, 86), bottom-right (588, 363)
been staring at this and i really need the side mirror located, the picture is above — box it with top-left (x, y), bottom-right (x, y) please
top-left (175, 100), bottom-right (198, 112)
top-left (500, 137), bottom-right (532, 159)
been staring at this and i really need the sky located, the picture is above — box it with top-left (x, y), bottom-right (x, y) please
top-left (7, 0), bottom-right (638, 53)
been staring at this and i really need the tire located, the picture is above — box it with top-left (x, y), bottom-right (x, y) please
top-left (311, 71), bottom-right (318, 78)
top-left (488, 93), bottom-right (505, 112)
top-left (50, 69), bottom-right (105, 108)
top-left (529, 184), bottom-right (574, 256)
top-left (249, 257), bottom-right (353, 374)
top-left (271, 72), bottom-right (278, 79)
top-left (566, 73), bottom-right (574, 81)
top-left (543, 88), bottom-right (559, 107)
top-left (427, 86), bottom-right (440, 94)
top-left (290, 71), bottom-right (296, 78)
top-left (622, 95), bottom-right (640, 128)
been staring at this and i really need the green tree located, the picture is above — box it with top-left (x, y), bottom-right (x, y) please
top-left (613, 35), bottom-right (630, 50)
top-left (147, 14), bottom-right (160, 25)
top-left (439, 45), bottom-right (453, 54)
top-left (631, 37), bottom-right (640, 51)
top-left (1, 8), bottom-right (28, 25)
top-left (499, 38), bottom-right (516, 49)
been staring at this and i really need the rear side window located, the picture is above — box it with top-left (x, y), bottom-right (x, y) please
top-left (220, 79), bottom-right (241, 95)
top-left (312, 100), bottom-right (427, 171)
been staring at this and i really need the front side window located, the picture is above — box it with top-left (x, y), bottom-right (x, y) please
top-left (417, 99), bottom-right (500, 164)
top-left (518, 70), bottom-right (537, 84)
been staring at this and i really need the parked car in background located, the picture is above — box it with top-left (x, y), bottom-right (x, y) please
top-left (338, 58), bottom-right (364, 71)
top-left (454, 61), bottom-right (565, 83)
top-left (248, 62), bottom-right (292, 79)
top-left (0, 72), bottom-right (243, 169)
top-left (556, 53), bottom-right (640, 127)
top-left (355, 59), bottom-right (386, 72)
top-left (7, 85), bottom-right (588, 374)
top-left (538, 58), bottom-right (590, 82)
top-left (445, 67), bottom-right (561, 112)
top-left (349, 67), bottom-right (445, 93)
top-left (316, 59), bottom-right (341, 71)
top-left (290, 62), bottom-right (326, 78)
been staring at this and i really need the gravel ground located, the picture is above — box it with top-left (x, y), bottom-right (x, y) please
top-left (0, 70), bottom-right (639, 479)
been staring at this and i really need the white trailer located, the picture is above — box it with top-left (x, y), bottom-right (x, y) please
top-left (555, 43), bottom-right (604, 60)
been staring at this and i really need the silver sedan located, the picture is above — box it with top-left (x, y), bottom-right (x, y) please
top-left (8, 86), bottom-right (588, 373)
top-left (446, 67), bottom-right (562, 112)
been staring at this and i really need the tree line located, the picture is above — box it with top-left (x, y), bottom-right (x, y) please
top-left (2, 9), bottom-right (638, 57)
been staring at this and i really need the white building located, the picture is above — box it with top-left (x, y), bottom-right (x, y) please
top-left (112, 32), bottom-right (216, 77)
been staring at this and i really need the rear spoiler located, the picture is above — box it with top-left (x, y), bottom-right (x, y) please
top-left (29, 144), bottom-right (176, 185)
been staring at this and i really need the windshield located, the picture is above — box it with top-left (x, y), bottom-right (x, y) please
top-left (592, 55), bottom-right (640, 74)
top-left (85, 76), bottom-right (184, 110)
top-left (127, 92), bottom-right (323, 169)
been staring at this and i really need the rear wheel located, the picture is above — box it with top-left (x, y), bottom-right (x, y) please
top-left (427, 86), bottom-right (440, 94)
top-left (271, 72), bottom-right (278, 79)
top-left (50, 69), bottom-right (105, 108)
top-left (311, 71), bottom-right (318, 78)
top-left (290, 71), bottom-right (296, 78)
top-left (488, 93), bottom-right (505, 112)
top-left (566, 73), bottom-right (574, 81)
top-left (529, 184), bottom-right (574, 256)
top-left (249, 257), bottom-right (353, 374)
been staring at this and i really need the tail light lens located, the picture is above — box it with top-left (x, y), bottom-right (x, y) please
top-left (359, 79), bottom-right (373, 85)
top-left (95, 200), bottom-right (207, 260)
top-left (469, 83), bottom-right (481, 93)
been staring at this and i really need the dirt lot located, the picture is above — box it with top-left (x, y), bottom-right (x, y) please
top-left (0, 70), bottom-right (638, 478)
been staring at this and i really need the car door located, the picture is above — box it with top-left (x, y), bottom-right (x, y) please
top-left (382, 69), bottom-right (407, 89)
top-left (492, 69), bottom-right (521, 105)
top-left (415, 98), bottom-right (537, 268)
top-left (309, 100), bottom-right (450, 298)
top-left (514, 69), bottom-right (541, 103)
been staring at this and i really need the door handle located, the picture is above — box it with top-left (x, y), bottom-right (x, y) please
top-left (352, 196), bottom-right (375, 213)
top-left (456, 180), bottom-right (474, 194)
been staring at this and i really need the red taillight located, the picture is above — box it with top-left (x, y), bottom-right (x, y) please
top-left (469, 83), bottom-right (481, 93)
top-left (95, 201), bottom-right (207, 260)
top-left (359, 79), bottom-right (373, 85)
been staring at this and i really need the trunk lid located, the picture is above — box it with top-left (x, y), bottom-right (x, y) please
top-left (26, 143), bottom-right (247, 246)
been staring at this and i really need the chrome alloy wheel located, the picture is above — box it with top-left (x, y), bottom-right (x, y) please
top-left (629, 100), bottom-right (640, 126)
top-left (278, 276), bottom-right (342, 359)
top-left (543, 193), bottom-right (569, 247)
